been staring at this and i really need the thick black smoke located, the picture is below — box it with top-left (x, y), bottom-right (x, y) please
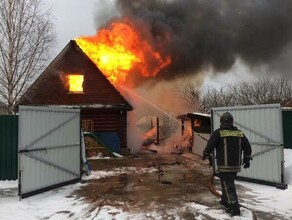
top-left (114, 0), bottom-right (292, 80)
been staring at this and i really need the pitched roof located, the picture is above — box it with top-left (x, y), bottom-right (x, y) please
top-left (14, 40), bottom-right (133, 111)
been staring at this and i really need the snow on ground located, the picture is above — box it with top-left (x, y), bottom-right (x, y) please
top-left (237, 149), bottom-right (292, 217)
top-left (0, 149), bottom-right (292, 220)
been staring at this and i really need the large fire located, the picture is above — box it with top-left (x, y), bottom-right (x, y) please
top-left (75, 18), bottom-right (171, 85)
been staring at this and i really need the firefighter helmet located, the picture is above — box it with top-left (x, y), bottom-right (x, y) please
top-left (220, 112), bottom-right (233, 124)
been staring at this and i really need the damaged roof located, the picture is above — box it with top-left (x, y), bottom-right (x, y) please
top-left (14, 40), bottom-right (133, 111)
top-left (177, 112), bottom-right (211, 121)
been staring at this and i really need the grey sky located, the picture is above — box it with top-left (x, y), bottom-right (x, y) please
top-left (48, 0), bottom-right (117, 56)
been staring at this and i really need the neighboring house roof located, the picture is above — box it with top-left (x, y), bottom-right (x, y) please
top-left (14, 40), bottom-right (133, 112)
top-left (177, 112), bottom-right (211, 134)
top-left (177, 112), bottom-right (211, 121)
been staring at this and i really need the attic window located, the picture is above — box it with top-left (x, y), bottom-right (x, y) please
top-left (68, 74), bottom-right (84, 93)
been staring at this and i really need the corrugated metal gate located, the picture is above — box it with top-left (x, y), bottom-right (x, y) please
top-left (18, 106), bottom-right (81, 198)
top-left (0, 115), bottom-right (18, 180)
top-left (212, 104), bottom-right (287, 189)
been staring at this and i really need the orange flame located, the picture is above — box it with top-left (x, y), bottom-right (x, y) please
top-left (75, 18), bottom-right (171, 85)
top-left (68, 75), bottom-right (84, 93)
top-left (194, 119), bottom-right (202, 128)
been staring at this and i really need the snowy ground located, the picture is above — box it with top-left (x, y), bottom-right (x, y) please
top-left (0, 149), bottom-right (292, 220)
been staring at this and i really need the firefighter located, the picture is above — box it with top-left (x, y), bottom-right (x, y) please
top-left (202, 112), bottom-right (252, 216)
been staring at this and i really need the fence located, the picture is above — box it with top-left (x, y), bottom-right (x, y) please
top-left (0, 115), bottom-right (18, 180)
top-left (282, 109), bottom-right (292, 149)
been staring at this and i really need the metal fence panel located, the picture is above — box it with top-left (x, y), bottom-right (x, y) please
top-left (193, 133), bottom-right (209, 156)
top-left (282, 109), bottom-right (292, 149)
top-left (18, 106), bottom-right (81, 198)
top-left (0, 115), bottom-right (18, 180)
top-left (212, 104), bottom-right (286, 188)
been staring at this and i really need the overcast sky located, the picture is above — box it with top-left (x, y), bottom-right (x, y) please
top-left (48, 0), bottom-right (117, 56)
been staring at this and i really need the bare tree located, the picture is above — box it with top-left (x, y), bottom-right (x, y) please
top-left (0, 0), bottom-right (55, 114)
top-left (178, 82), bottom-right (200, 111)
top-left (199, 85), bottom-right (237, 113)
top-left (232, 77), bottom-right (292, 106)
top-left (179, 76), bottom-right (292, 113)
top-left (179, 83), bottom-right (236, 113)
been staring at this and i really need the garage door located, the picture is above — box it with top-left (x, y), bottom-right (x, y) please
top-left (18, 106), bottom-right (81, 198)
top-left (212, 104), bottom-right (287, 189)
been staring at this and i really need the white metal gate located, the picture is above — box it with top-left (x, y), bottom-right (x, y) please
top-left (18, 106), bottom-right (81, 198)
top-left (212, 104), bottom-right (287, 189)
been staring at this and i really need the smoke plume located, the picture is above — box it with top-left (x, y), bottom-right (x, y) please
top-left (111, 0), bottom-right (292, 81)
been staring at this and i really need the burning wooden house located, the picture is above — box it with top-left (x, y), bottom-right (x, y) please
top-left (14, 18), bottom-right (173, 155)
top-left (14, 40), bottom-right (133, 155)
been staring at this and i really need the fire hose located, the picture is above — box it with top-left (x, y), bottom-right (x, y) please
top-left (191, 119), bottom-right (257, 218)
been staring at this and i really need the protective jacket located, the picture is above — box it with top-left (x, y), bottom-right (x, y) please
top-left (204, 124), bottom-right (252, 172)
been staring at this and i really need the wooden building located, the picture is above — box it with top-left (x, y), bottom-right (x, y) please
top-left (177, 112), bottom-right (211, 156)
top-left (14, 40), bottom-right (133, 155)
